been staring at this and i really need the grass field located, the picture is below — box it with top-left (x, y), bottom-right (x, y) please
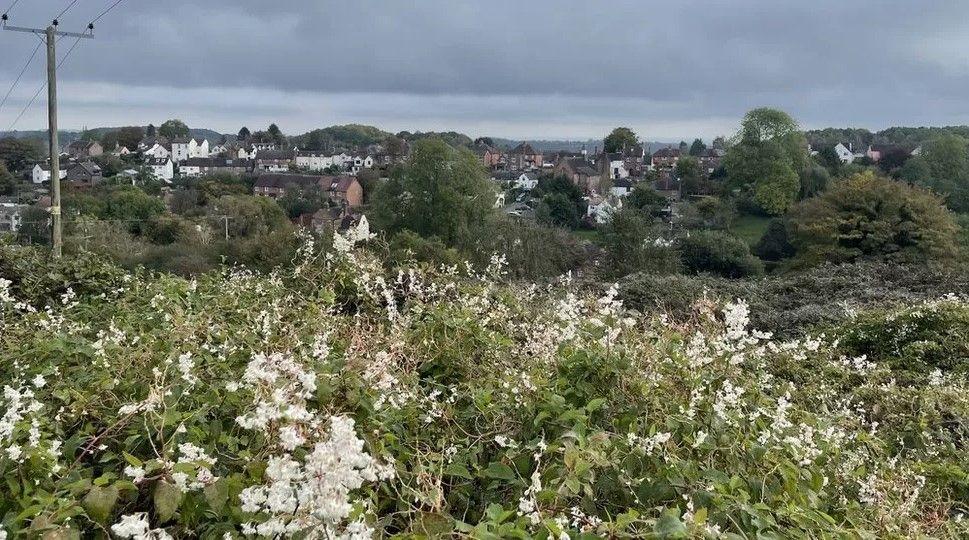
top-left (730, 214), bottom-right (772, 245)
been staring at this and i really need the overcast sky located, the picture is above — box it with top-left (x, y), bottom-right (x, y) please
top-left (2, 0), bottom-right (968, 141)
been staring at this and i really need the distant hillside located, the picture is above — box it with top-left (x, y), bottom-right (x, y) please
top-left (1, 127), bottom-right (226, 145)
top-left (805, 126), bottom-right (969, 149)
top-left (488, 138), bottom-right (676, 154)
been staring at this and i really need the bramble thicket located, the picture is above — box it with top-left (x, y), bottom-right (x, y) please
top-left (0, 222), bottom-right (968, 539)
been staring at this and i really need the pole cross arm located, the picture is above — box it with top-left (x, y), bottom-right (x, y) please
top-left (3, 24), bottom-right (95, 39)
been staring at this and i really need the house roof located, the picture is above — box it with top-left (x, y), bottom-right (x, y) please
top-left (67, 140), bottom-right (97, 151)
top-left (69, 161), bottom-right (102, 175)
top-left (652, 147), bottom-right (680, 158)
top-left (324, 175), bottom-right (358, 193)
top-left (510, 142), bottom-right (539, 155)
top-left (182, 157), bottom-right (252, 168)
top-left (256, 149), bottom-right (295, 161)
top-left (254, 173), bottom-right (322, 189)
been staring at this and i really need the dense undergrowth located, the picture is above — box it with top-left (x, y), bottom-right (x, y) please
top-left (1, 227), bottom-right (968, 538)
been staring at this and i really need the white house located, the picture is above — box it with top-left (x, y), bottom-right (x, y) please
top-left (209, 143), bottom-right (227, 156)
top-left (833, 143), bottom-right (867, 164)
top-left (251, 142), bottom-right (277, 152)
top-left (295, 151), bottom-right (335, 171)
top-left (586, 195), bottom-right (622, 224)
top-left (514, 172), bottom-right (539, 191)
top-left (147, 157), bottom-right (174, 182)
top-left (31, 164), bottom-right (67, 184)
top-left (112, 145), bottom-right (131, 157)
top-left (607, 156), bottom-right (630, 180)
top-left (331, 153), bottom-right (352, 168)
top-left (0, 202), bottom-right (28, 232)
top-left (142, 143), bottom-right (170, 160)
top-left (171, 138), bottom-right (208, 163)
top-left (609, 178), bottom-right (634, 198)
top-left (348, 155), bottom-right (375, 174)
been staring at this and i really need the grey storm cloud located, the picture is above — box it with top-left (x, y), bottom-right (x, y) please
top-left (2, 0), bottom-right (969, 139)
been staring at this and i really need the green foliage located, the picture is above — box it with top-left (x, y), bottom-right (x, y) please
top-left (0, 161), bottom-right (14, 195)
top-left (533, 175), bottom-right (586, 229)
top-left (791, 171), bottom-right (959, 266)
top-left (158, 119), bottom-right (190, 140)
top-left (208, 194), bottom-right (290, 238)
top-left (919, 134), bottom-right (969, 212)
top-left (724, 108), bottom-right (808, 215)
top-left (679, 230), bottom-right (763, 278)
top-left (838, 300), bottom-right (969, 375)
top-left (688, 138), bottom-right (706, 157)
top-left (386, 229), bottom-right (463, 268)
top-left (754, 219), bottom-right (797, 262)
top-left (15, 206), bottom-right (50, 245)
top-left (101, 186), bottom-right (167, 235)
top-left (598, 208), bottom-right (680, 279)
top-left (0, 241), bottom-right (967, 538)
top-left (626, 184), bottom-right (668, 217)
top-left (799, 164), bottom-right (830, 198)
top-left (475, 217), bottom-right (589, 280)
top-left (0, 137), bottom-right (43, 172)
top-left (370, 138), bottom-right (495, 248)
top-left (603, 127), bottom-right (638, 153)
top-left (619, 260), bottom-right (969, 336)
top-left (675, 156), bottom-right (704, 195)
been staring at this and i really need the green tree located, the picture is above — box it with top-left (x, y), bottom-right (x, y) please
top-left (267, 123), bottom-right (286, 147)
top-left (675, 156), bottom-right (704, 195)
top-left (0, 137), bottom-right (43, 172)
top-left (536, 191), bottom-right (581, 229)
top-left (627, 183), bottom-right (668, 217)
top-left (101, 186), bottom-right (167, 235)
top-left (815, 146), bottom-right (842, 176)
top-left (920, 134), bottom-right (969, 212)
top-left (210, 194), bottom-right (289, 238)
top-left (603, 127), bottom-right (638, 153)
top-left (689, 138), bottom-right (706, 156)
top-left (16, 206), bottom-right (50, 244)
top-left (116, 126), bottom-right (145, 151)
top-left (0, 161), bottom-right (15, 196)
top-left (799, 164), bottom-right (830, 198)
top-left (146, 124), bottom-right (156, 137)
top-left (158, 119), bottom-right (190, 139)
top-left (680, 230), bottom-right (763, 278)
top-left (238, 127), bottom-right (251, 141)
top-left (598, 208), bottom-right (680, 278)
top-left (370, 138), bottom-right (495, 248)
top-left (790, 171), bottom-right (959, 265)
top-left (724, 108), bottom-right (808, 215)
top-left (897, 156), bottom-right (932, 185)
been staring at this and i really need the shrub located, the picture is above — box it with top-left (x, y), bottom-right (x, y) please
top-left (598, 208), bottom-right (680, 279)
top-left (754, 219), bottom-right (796, 262)
top-left (679, 230), bottom-right (763, 278)
top-left (790, 171), bottom-right (959, 266)
top-left (837, 299), bottom-right (969, 375)
top-left (386, 229), bottom-right (463, 268)
top-left (0, 235), bottom-right (967, 538)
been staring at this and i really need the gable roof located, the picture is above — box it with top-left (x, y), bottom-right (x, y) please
top-left (652, 147), bottom-right (680, 158)
top-left (254, 173), bottom-right (322, 189)
top-left (324, 175), bottom-right (358, 193)
top-left (510, 142), bottom-right (539, 155)
top-left (69, 161), bottom-right (102, 175)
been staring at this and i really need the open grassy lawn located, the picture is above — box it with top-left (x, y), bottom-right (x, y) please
top-left (572, 228), bottom-right (600, 244)
top-left (731, 214), bottom-right (772, 246)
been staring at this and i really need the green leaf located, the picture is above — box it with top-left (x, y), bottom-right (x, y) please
top-left (482, 462), bottom-right (516, 481)
top-left (204, 479), bottom-right (229, 513)
top-left (82, 485), bottom-right (119, 524)
top-left (122, 452), bottom-right (143, 468)
top-left (654, 509), bottom-right (687, 539)
top-left (585, 398), bottom-right (607, 412)
top-left (153, 480), bottom-right (184, 523)
top-left (444, 462), bottom-right (473, 480)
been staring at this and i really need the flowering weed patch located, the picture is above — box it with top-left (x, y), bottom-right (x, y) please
top-left (1, 227), bottom-right (967, 538)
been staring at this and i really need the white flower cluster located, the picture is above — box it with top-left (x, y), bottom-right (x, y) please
top-left (235, 352), bottom-right (317, 432)
top-left (111, 513), bottom-right (172, 539)
top-left (238, 416), bottom-right (393, 538)
top-left (171, 442), bottom-right (218, 492)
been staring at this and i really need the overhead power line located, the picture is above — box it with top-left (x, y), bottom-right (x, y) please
top-left (0, 39), bottom-right (41, 115)
top-left (54, 0), bottom-right (79, 22)
top-left (1, 0), bottom-right (21, 17)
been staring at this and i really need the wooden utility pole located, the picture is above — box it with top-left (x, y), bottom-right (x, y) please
top-left (3, 18), bottom-right (94, 257)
